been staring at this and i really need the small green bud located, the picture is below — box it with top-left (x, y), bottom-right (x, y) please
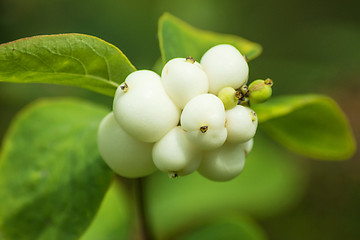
top-left (248, 78), bottom-right (273, 104)
top-left (240, 85), bottom-right (249, 96)
top-left (217, 86), bottom-right (238, 109)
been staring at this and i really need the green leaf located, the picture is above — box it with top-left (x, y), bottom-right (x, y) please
top-left (252, 94), bottom-right (356, 160)
top-left (0, 98), bottom-right (114, 240)
top-left (80, 181), bottom-right (131, 240)
top-left (0, 34), bottom-right (136, 96)
top-left (174, 216), bottom-right (267, 240)
top-left (158, 13), bottom-right (262, 64)
top-left (146, 134), bottom-right (307, 239)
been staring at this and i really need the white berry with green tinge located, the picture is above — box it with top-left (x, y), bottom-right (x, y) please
top-left (200, 44), bottom-right (249, 95)
top-left (181, 94), bottom-right (227, 150)
top-left (113, 70), bottom-right (180, 143)
top-left (161, 58), bottom-right (209, 109)
top-left (198, 141), bottom-right (246, 181)
top-left (97, 113), bottom-right (157, 178)
top-left (241, 138), bottom-right (254, 156)
top-left (152, 126), bottom-right (202, 177)
top-left (226, 105), bottom-right (258, 143)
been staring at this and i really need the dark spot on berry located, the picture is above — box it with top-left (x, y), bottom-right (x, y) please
top-left (200, 125), bottom-right (208, 133)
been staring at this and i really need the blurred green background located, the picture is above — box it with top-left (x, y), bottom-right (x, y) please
top-left (0, 0), bottom-right (359, 239)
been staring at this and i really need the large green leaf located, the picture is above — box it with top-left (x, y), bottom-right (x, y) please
top-left (174, 217), bottom-right (267, 240)
top-left (0, 34), bottom-right (136, 96)
top-left (0, 98), bottom-right (114, 240)
top-left (146, 134), bottom-right (307, 239)
top-left (158, 13), bottom-right (262, 64)
top-left (80, 181), bottom-right (131, 240)
top-left (252, 94), bottom-right (356, 160)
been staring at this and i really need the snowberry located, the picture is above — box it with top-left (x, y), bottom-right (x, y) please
top-left (241, 138), bottom-right (254, 156)
top-left (113, 70), bottom-right (180, 143)
top-left (226, 105), bottom-right (258, 143)
top-left (152, 126), bottom-right (202, 177)
top-left (97, 112), bottom-right (157, 178)
top-left (200, 44), bottom-right (249, 95)
top-left (181, 94), bottom-right (227, 150)
top-left (161, 57), bottom-right (209, 109)
top-left (198, 141), bottom-right (246, 181)
top-left (248, 79), bottom-right (273, 104)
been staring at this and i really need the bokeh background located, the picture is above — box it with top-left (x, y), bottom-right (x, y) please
top-left (0, 0), bottom-right (359, 239)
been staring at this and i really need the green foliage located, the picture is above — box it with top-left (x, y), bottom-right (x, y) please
top-left (0, 34), bottom-right (136, 96)
top-left (253, 94), bottom-right (356, 160)
top-left (80, 182), bottom-right (131, 240)
top-left (0, 98), bottom-right (113, 240)
top-left (158, 13), bottom-right (262, 64)
top-left (175, 217), bottom-right (267, 240)
top-left (0, 11), bottom-right (356, 240)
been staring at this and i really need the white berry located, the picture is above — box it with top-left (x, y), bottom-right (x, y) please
top-left (161, 58), bottom-right (209, 109)
top-left (241, 138), bottom-right (254, 156)
top-left (181, 94), bottom-right (227, 150)
top-left (113, 70), bottom-right (180, 143)
top-left (226, 105), bottom-right (258, 143)
top-left (200, 44), bottom-right (249, 95)
top-left (198, 141), bottom-right (246, 181)
top-left (152, 126), bottom-right (202, 177)
top-left (97, 112), bottom-right (157, 178)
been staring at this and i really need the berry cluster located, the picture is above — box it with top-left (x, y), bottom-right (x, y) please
top-left (97, 44), bottom-right (273, 181)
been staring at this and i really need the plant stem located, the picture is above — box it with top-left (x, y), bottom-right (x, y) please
top-left (116, 176), bottom-right (154, 240)
top-left (133, 177), bottom-right (153, 240)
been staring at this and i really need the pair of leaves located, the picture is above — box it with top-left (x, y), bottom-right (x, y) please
top-left (0, 13), bottom-right (261, 98)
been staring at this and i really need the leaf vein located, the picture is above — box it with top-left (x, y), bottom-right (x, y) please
top-left (79, 38), bottom-right (112, 81)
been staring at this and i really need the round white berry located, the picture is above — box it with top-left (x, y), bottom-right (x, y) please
top-left (241, 138), bottom-right (254, 156)
top-left (161, 58), bottom-right (209, 109)
top-left (152, 126), bottom-right (202, 177)
top-left (226, 105), bottom-right (258, 143)
top-left (198, 141), bottom-right (246, 181)
top-left (200, 44), bottom-right (249, 95)
top-left (180, 94), bottom-right (227, 150)
top-left (113, 70), bottom-right (180, 143)
top-left (97, 112), bottom-right (157, 178)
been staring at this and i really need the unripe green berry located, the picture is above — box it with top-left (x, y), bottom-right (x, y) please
top-left (248, 79), bottom-right (273, 104)
top-left (217, 87), bottom-right (238, 110)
